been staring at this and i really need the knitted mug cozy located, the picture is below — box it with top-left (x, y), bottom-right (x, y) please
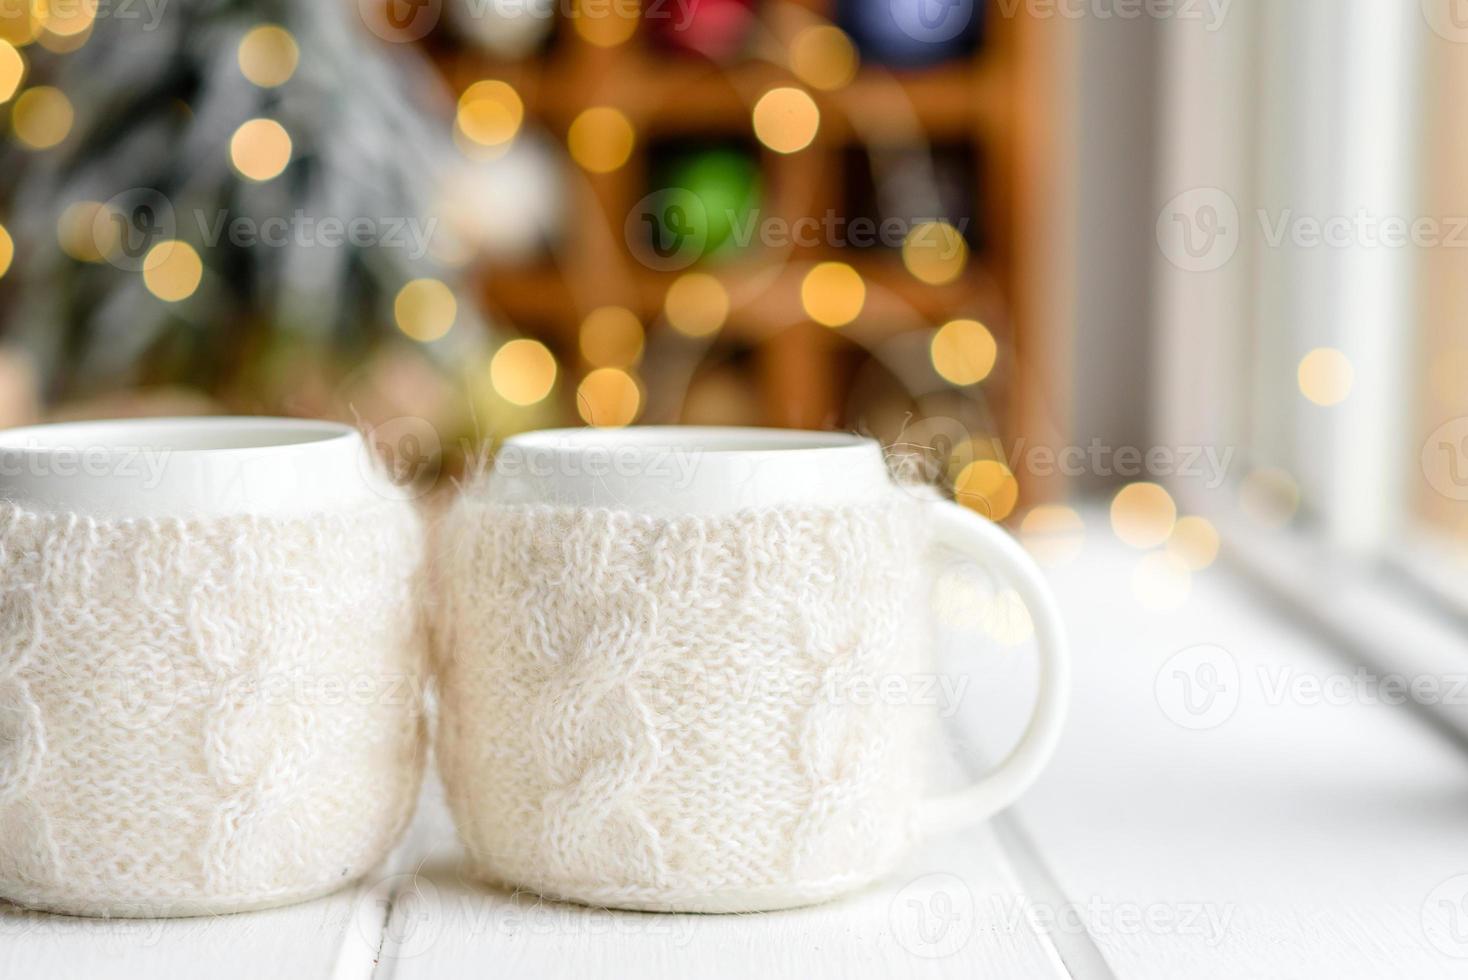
top-left (0, 499), bottom-right (428, 917)
top-left (433, 493), bottom-right (941, 912)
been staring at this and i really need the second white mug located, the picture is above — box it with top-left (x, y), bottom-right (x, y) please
top-left (434, 426), bottom-right (1069, 912)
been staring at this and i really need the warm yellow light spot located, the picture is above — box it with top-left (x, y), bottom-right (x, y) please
top-left (12, 85), bottom-right (72, 148)
top-left (35, 0), bottom-right (94, 37)
top-left (0, 39), bottom-right (24, 101)
top-left (789, 25), bottom-right (857, 91)
top-left (141, 240), bottom-right (203, 302)
top-left (1239, 468), bottom-right (1299, 529)
top-left (393, 278), bottom-right (457, 342)
top-left (1019, 505), bottom-right (1085, 568)
top-left (931, 318), bottom-right (997, 386)
top-left (36, 20), bottom-right (86, 52)
top-left (932, 568), bottom-right (986, 631)
top-left (800, 261), bottom-right (864, 327)
top-left (567, 106), bottom-right (634, 173)
top-left (902, 220), bottom-right (968, 285)
top-left (573, 0), bottom-right (636, 46)
top-left (57, 200), bottom-right (108, 262)
top-left (490, 338), bottom-right (557, 406)
top-left (752, 86), bottom-right (820, 154)
top-left (229, 118), bottom-right (292, 181)
top-left (955, 459), bottom-right (1019, 521)
top-left (457, 79), bottom-right (523, 148)
top-left (237, 25), bottom-right (299, 87)
top-left (577, 367), bottom-right (642, 427)
top-left (1110, 482), bottom-right (1177, 549)
top-left (0, 3), bottom-right (37, 46)
top-left (579, 306), bottom-right (644, 367)
top-left (0, 223), bottom-right (12, 278)
top-left (1167, 515), bottom-right (1220, 571)
top-left (1132, 552), bottom-right (1191, 612)
top-left (1297, 347), bottom-right (1353, 406)
top-left (664, 272), bottom-right (729, 337)
top-left (980, 589), bottom-right (1035, 645)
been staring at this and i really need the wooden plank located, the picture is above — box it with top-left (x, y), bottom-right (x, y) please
top-left (0, 804), bottom-right (428, 980)
top-left (0, 883), bottom-right (363, 980)
top-left (380, 777), bottom-right (1067, 979)
top-left (973, 516), bottom-right (1468, 979)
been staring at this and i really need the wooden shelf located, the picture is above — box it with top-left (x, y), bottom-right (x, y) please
top-left (479, 255), bottom-right (1009, 344)
top-left (442, 52), bottom-right (1005, 138)
top-left (424, 2), bottom-right (1035, 438)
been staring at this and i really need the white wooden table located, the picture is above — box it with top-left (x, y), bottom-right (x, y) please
top-left (6, 519), bottom-right (1467, 979)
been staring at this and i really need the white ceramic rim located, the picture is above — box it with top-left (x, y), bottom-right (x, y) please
top-left (0, 416), bottom-right (382, 519)
top-left (501, 425), bottom-right (876, 454)
top-left (489, 426), bottom-right (893, 516)
top-left (0, 416), bottom-right (356, 454)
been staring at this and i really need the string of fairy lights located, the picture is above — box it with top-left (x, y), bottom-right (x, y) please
top-left (0, 0), bottom-right (1323, 616)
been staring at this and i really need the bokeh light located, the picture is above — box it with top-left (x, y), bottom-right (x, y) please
top-left (752, 86), bottom-right (820, 154)
top-left (955, 459), bottom-right (1020, 521)
top-left (1297, 347), bottom-right (1354, 406)
top-left (229, 118), bottom-right (292, 181)
top-left (394, 278), bottom-right (457, 342)
top-left (57, 200), bottom-right (108, 262)
top-left (577, 367), bottom-right (642, 427)
top-left (1110, 482), bottom-right (1177, 548)
top-left (902, 220), bottom-right (968, 285)
top-left (37, 0), bottom-right (94, 35)
top-left (790, 25), bottom-right (858, 91)
top-left (142, 240), bottom-right (203, 302)
top-left (1167, 515), bottom-right (1220, 570)
top-left (1132, 551), bottom-right (1191, 612)
top-left (0, 223), bottom-right (12, 278)
top-left (930, 318), bottom-right (997, 385)
top-left (0, 40), bottom-right (23, 102)
top-left (573, 0), bottom-right (637, 46)
top-left (12, 85), bottom-right (72, 149)
top-left (491, 338), bottom-right (558, 406)
top-left (664, 272), bottom-right (729, 337)
top-left (237, 25), bottom-right (299, 88)
top-left (1019, 504), bottom-right (1085, 567)
top-left (0, 4), bottom-right (37, 46)
top-left (979, 588), bottom-right (1035, 645)
top-left (568, 106), bottom-right (634, 173)
top-left (800, 261), bottom-right (864, 327)
top-left (579, 306), bottom-right (644, 367)
top-left (457, 79), bottom-right (524, 148)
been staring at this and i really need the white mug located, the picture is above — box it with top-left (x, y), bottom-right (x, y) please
top-left (0, 417), bottom-right (426, 916)
top-left (434, 426), bottom-right (1069, 912)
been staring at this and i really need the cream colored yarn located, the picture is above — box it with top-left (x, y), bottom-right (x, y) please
top-left (0, 500), bottom-right (428, 917)
top-left (433, 495), bottom-right (938, 912)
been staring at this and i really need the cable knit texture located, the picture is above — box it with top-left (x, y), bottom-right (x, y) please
top-left (433, 494), bottom-right (938, 912)
top-left (0, 500), bottom-right (428, 917)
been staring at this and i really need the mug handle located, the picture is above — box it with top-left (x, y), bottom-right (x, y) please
top-left (915, 500), bottom-right (1072, 838)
